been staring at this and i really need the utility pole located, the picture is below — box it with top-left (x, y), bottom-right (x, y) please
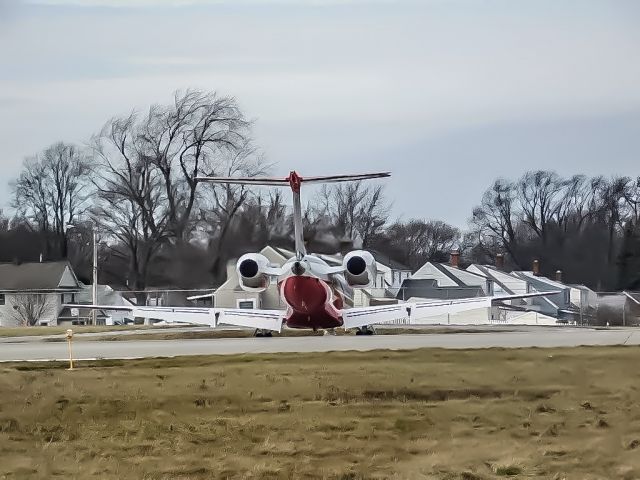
top-left (92, 227), bottom-right (98, 326)
top-left (66, 222), bottom-right (98, 325)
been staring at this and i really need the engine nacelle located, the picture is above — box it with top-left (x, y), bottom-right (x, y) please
top-left (236, 253), bottom-right (272, 292)
top-left (343, 250), bottom-right (376, 287)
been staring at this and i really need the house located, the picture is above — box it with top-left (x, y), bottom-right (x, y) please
top-left (467, 263), bottom-right (539, 321)
top-left (0, 261), bottom-right (83, 327)
top-left (397, 253), bottom-right (496, 324)
top-left (213, 246), bottom-right (291, 310)
top-left (406, 253), bottom-right (494, 299)
top-left (467, 264), bottom-right (529, 297)
top-left (469, 257), bottom-right (597, 324)
top-left (510, 270), bottom-right (574, 320)
top-left (70, 284), bottom-right (135, 325)
top-left (368, 250), bottom-right (412, 291)
top-left (567, 283), bottom-right (599, 324)
top-left (397, 253), bottom-right (561, 325)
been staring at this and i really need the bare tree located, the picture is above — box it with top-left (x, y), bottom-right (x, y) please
top-left (91, 114), bottom-right (170, 301)
top-left (623, 176), bottom-right (640, 224)
top-left (517, 170), bottom-right (564, 244)
top-left (0, 210), bottom-right (9, 233)
top-left (553, 175), bottom-right (589, 234)
top-left (197, 140), bottom-right (271, 277)
top-left (471, 179), bottom-right (522, 266)
top-left (384, 219), bottom-right (460, 269)
top-left (319, 182), bottom-right (390, 248)
top-left (139, 89), bottom-right (252, 241)
top-left (11, 294), bottom-right (54, 326)
top-left (11, 142), bottom-right (91, 257)
top-left (243, 190), bottom-right (291, 247)
top-left (467, 171), bottom-right (640, 288)
top-left (594, 176), bottom-right (630, 263)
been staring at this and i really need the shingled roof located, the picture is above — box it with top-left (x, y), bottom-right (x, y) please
top-left (0, 261), bottom-right (81, 291)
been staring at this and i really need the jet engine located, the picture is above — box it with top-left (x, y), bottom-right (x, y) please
top-left (236, 253), bottom-right (273, 292)
top-left (343, 250), bottom-right (376, 287)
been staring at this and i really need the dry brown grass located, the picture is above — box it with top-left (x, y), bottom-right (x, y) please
top-left (1, 347), bottom-right (640, 479)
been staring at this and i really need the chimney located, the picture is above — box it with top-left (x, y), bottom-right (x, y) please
top-left (532, 259), bottom-right (540, 276)
top-left (495, 253), bottom-right (504, 270)
top-left (555, 270), bottom-right (563, 282)
top-left (450, 250), bottom-right (460, 269)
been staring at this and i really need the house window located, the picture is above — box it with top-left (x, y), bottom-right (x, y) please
top-left (60, 293), bottom-right (75, 304)
top-left (237, 299), bottom-right (256, 309)
top-left (0, 294), bottom-right (4, 305)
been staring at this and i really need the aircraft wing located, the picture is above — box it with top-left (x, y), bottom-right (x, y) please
top-left (342, 304), bottom-right (412, 329)
top-left (64, 305), bottom-right (285, 332)
top-left (215, 308), bottom-right (284, 332)
top-left (341, 291), bottom-right (561, 328)
top-left (342, 298), bottom-right (493, 328)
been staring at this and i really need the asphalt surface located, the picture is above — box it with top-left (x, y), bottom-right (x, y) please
top-left (1, 327), bottom-right (639, 362)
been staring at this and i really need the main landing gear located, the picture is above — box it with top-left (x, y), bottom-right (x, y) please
top-left (254, 329), bottom-right (273, 337)
top-left (355, 325), bottom-right (376, 336)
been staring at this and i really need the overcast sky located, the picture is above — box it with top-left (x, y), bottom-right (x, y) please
top-left (1, 0), bottom-right (639, 227)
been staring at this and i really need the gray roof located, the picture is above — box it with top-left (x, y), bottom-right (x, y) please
top-left (76, 284), bottom-right (131, 305)
top-left (0, 261), bottom-right (79, 291)
top-left (471, 264), bottom-right (516, 295)
top-left (430, 262), bottom-right (466, 287)
top-left (369, 250), bottom-right (411, 271)
top-left (397, 278), bottom-right (484, 300)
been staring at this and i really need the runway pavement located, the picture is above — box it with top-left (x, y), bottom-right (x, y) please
top-left (1, 327), bottom-right (639, 362)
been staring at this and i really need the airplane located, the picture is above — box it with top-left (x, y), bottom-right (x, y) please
top-left (68, 171), bottom-right (558, 335)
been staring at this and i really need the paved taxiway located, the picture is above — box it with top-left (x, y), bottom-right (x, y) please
top-left (1, 327), bottom-right (639, 362)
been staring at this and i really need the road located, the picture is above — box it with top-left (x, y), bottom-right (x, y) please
top-left (1, 327), bottom-right (639, 361)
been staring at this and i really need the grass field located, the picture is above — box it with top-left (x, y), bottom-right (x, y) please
top-left (1, 347), bottom-right (639, 479)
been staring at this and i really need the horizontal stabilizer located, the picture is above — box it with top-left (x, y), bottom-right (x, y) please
top-left (301, 172), bottom-right (390, 184)
top-left (195, 176), bottom-right (290, 186)
top-left (195, 172), bottom-right (390, 187)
